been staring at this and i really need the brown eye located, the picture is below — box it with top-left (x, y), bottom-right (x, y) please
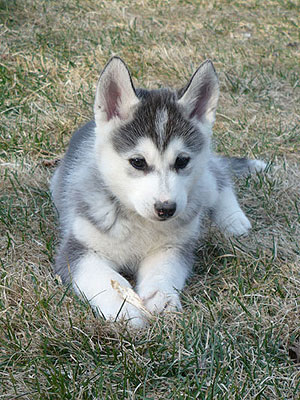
top-left (174, 156), bottom-right (190, 170)
top-left (129, 158), bottom-right (148, 171)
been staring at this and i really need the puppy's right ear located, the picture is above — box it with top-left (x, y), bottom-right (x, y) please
top-left (94, 57), bottom-right (139, 124)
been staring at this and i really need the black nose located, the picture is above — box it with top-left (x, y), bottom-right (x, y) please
top-left (154, 201), bottom-right (176, 220)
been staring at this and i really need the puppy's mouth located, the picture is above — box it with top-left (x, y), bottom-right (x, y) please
top-left (152, 213), bottom-right (178, 222)
top-left (156, 216), bottom-right (173, 222)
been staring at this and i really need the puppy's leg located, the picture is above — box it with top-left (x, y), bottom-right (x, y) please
top-left (56, 239), bottom-right (145, 327)
top-left (212, 186), bottom-right (251, 236)
top-left (136, 249), bottom-right (189, 314)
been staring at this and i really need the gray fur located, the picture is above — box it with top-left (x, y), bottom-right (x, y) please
top-left (209, 157), bottom-right (232, 191)
top-left (222, 157), bottom-right (265, 176)
top-left (112, 89), bottom-right (206, 154)
top-left (208, 156), bottom-right (265, 191)
top-left (55, 235), bottom-right (87, 283)
top-left (51, 120), bottom-right (96, 229)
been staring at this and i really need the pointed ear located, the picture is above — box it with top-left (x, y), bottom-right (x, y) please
top-left (94, 57), bottom-right (139, 124)
top-left (178, 60), bottom-right (219, 126)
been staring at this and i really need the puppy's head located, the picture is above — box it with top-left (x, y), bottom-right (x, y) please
top-left (93, 57), bottom-right (219, 221)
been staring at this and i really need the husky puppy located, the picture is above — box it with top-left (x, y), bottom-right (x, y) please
top-left (51, 57), bottom-right (265, 327)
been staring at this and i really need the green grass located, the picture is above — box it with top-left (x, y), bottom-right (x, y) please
top-left (0, 0), bottom-right (299, 398)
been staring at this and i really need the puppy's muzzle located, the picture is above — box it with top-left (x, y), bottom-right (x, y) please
top-left (154, 201), bottom-right (176, 220)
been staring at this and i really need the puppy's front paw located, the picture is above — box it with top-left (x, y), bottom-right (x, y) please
top-left (216, 210), bottom-right (251, 236)
top-left (92, 293), bottom-right (146, 328)
top-left (117, 302), bottom-right (147, 328)
top-left (142, 290), bottom-right (182, 314)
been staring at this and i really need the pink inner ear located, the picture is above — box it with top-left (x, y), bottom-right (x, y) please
top-left (189, 83), bottom-right (211, 120)
top-left (106, 80), bottom-right (121, 120)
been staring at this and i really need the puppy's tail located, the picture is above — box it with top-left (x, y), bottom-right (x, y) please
top-left (221, 157), bottom-right (267, 177)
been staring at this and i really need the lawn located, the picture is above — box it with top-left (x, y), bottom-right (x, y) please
top-left (0, 0), bottom-right (299, 398)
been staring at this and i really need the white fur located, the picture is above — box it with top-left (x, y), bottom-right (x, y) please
top-left (73, 253), bottom-right (145, 327)
top-left (72, 214), bottom-right (200, 269)
top-left (137, 249), bottom-right (188, 313)
top-left (213, 187), bottom-right (251, 236)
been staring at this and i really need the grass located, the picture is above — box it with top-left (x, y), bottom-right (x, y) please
top-left (0, 0), bottom-right (299, 398)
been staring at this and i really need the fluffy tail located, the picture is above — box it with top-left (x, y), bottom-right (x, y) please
top-left (221, 157), bottom-right (267, 177)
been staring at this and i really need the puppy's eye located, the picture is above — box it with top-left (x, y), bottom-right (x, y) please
top-left (129, 157), bottom-right (148, 171)
top-left (174, 156), bottom-right (190, 170)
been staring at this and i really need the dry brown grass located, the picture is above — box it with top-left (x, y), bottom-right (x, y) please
top-left (0, 0), bottom-right (299, 398)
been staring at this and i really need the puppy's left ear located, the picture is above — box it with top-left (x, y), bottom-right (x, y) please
top-left (94, 57), bottom-right (139, 125)
top-left (178, 60), bottom-right (219, 127)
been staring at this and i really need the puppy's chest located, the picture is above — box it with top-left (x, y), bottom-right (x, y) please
top-left (72, 211), bottom-right (197, 266)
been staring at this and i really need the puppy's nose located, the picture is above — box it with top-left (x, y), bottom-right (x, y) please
top-left (154, 201), bottom-right (176, 220)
